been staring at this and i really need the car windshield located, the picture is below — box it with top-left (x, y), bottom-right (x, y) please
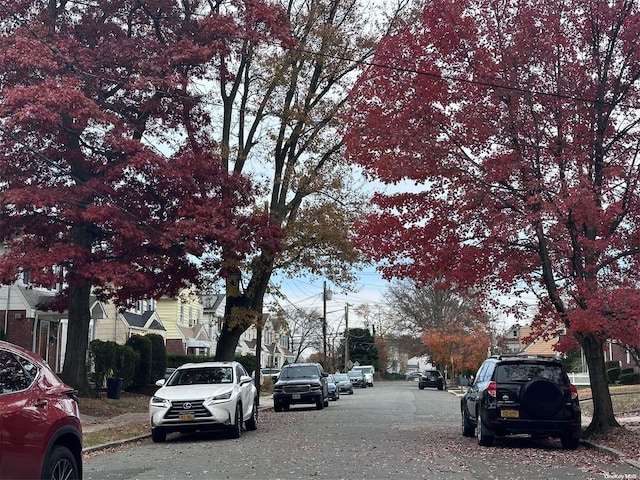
top-left (167, 367), bottom-right (233, 386)
top-left (348, 371), bottom-right (363, 378)
top-left (333, 374), bottom-right (349, 382)
top-left (279, 365), bottom-right (319, 379)
top-left (495, 363), bottom-right (566, 383)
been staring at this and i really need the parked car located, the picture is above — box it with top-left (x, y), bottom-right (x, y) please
top-left (351, 365), bottom-right (374, 387)
top-left (333, 373), bottom-right (354, 394)
top-left (272, 362), bottom-right (329, 411)
top-left (149, 361), bottom-right (258, 442)
top-left (327, 374), bottom-right (340, 401)
top-left (406, 372), bottom-right (422, 381)
top-left (261, 368), bottom-right (281, 382)
top-left (0, 340), bottom-right (83, 480)
top-left (419, 369), bottom-right (446, 391)
top-left (461, 355), bottom-right (581, 449)
top-left (348, 369), bottom-right (367, 388)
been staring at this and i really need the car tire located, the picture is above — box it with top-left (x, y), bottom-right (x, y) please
top-left (274, 399), bottom-right (283, 412)
top-left (228, 404), bottom-right (242, 439)
top-left (476, 415), bottom-right (494, 446)
top-left (42, 445), bottom-right (79, 480)
top-left (520, 379), bottom-right (563, 419)
top-left (419, 384), bottom-right (425, 390)
top-left (151, 427), bottom-right (167, 443)
top-left (245, 397), bottom-right (258, 431)
top-left (461, 408), bottom-right (475, 437)
top-left (316, 397), bottom-right (324, 409)
top-left (560, 432), bottom-right (580, 450)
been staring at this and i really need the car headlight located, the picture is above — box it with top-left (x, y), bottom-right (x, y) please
top-left (212, 391), bottom-right (233, 401)
top-left (150, 396), bottom-right (170, 408)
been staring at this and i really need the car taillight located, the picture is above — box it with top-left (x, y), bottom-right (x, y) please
top-left (569, 383), bottom-right (578, 401)
top-left (487, 381), bottom-right (497, 398)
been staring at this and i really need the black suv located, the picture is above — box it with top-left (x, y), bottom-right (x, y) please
top-left (418, 369), bottom-right (446, 390)
top-left (272, 363), bottom-right (329, 411)
top-left (461, 356), bottom-right (581, 449)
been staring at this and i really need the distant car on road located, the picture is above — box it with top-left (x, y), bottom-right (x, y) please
top-left (348, 370), bottom-right (367, 388)
top-left (406, 372), bottom-right (421, 381)
top-left (419, 370), bottom-right (446, 391)
top-left (150, 361), bottom-right (258, 442)
top-left (350, 365), bottom-right (374, 387)
top-left (333, 373), bottom-right (354, 394)
top-left (0, 340), bottom-right (83, 480)
top-left (327, 374), bottom-right (340, 401)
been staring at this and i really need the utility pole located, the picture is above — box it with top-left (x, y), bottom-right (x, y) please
top-left (344, 303), bottom-right (351, 372)
top-left (323, 280), bottom-right (327, 368)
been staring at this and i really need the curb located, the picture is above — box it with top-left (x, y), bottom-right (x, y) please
top-left (580, 439), bottom-right (640, 470)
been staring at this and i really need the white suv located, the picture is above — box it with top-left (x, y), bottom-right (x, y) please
top-left (150, 361), bottom-right (258, 442)
top-left (351, 365), bottom-right (374, 387)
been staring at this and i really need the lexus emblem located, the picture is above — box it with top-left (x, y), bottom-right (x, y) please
top-left (183, 402), bottom-right (192, 410)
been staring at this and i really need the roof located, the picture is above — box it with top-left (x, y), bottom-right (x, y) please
top-left (121, 310), bottom-right (165, 331)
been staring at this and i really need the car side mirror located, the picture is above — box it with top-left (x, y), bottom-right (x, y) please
top-left (155, 379), bottom-right (166, 387)
top-left (240, 375), bottom-right (253, 385)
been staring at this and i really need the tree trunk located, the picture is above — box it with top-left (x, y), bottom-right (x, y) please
top-left (215, 324), bottom-right (245, 361)
top-left (580, 332), bottom-right (619, 436)
top-left (60, 280), bottom-right (95, 397)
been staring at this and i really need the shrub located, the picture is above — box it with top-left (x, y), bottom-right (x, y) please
top-left (146, 334), bottom-right (167, 383)
top-left (607, 367), bottom-right (622, 384)
top-left (126, 335), bottom-right (153, 386)
top-left (619, 372), bottom-right (640, 385)
top-left (89, 339), bottom-right (117, 391)
top-left (114, 344), bottom-right (138, 389)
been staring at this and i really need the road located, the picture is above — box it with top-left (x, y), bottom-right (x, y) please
top-left (84, 381), bottom-right (639, 479)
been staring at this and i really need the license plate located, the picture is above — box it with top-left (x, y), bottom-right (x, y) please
top-left (501, 409), bottom-right (519, 418)
top-left (179, 413), bottom-right (195, 421)
top-left (292, 394), bottom-right (301, 399)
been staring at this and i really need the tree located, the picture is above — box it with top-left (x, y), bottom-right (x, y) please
top-left (387, 279), bottom-right (487, 334)
top-left (206, 0), bottom-right (412, 360)
top-left (337, 327), bottom-right (378, 368)
top-left (345, 0), bottom-right (640, 435)
top-left (282, 306), bottom-right (323, 362)
top-left (421, 323), bottom-right (490, 377)
top-left (0, 0), bottom-right (283, 395)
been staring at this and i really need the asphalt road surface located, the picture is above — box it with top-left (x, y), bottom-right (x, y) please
top-left (84, 381), bottom-right (639, 479)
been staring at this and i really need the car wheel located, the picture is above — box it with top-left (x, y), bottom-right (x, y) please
top-left (461, 408), bottom-right (475, 437)
top-left (520, 378), bottom-right (563, 419)
top-left (42, 445), bottom-right (79, 480)
top-left (245, 397), bottom-right (258, 431)
top-left (316, 397), bottom-right (324, 409)
top-left (151, 427), bottom-right (167, 443)
top-left (476, 415), bottom-right (494, 446)
top-left (274, 399), bottom-right (283, 412)
top-left (438, 385), bottom-right (444, 391)
top-left (560, 432), bottom-right (580, 450)
top-left (419, 384), bottom-right (425, 390)
top-left (228, 404), bottom-right (242, 439)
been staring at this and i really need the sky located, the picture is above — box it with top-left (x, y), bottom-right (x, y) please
top-left (269, 265), bottom-right (393, 336)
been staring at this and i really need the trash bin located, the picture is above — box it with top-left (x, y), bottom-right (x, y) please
top-left (106, 377), bottom-right (123, 399)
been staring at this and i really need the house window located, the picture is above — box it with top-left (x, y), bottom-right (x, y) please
top-left (22, 270), bottom-right (31, 285)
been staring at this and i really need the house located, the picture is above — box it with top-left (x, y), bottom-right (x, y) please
top-left (236, 313), bottom-right (294, 368)
top-left (0, 279), bottom-right (106, 373)
top-left (501, 323), bottom-right (639, 373)
top-left (94, 298), bottom-right (165, 344)
top-left (156, 287), bottom-right (214, 355)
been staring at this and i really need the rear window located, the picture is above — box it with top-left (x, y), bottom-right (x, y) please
top-left (280, 365), bottom-right (319, 379)
top-left (495, 362), bottom-right (567, 384)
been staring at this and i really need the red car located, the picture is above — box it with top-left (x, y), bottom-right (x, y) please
top-left (0, 340), bottom-right (83, 479)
